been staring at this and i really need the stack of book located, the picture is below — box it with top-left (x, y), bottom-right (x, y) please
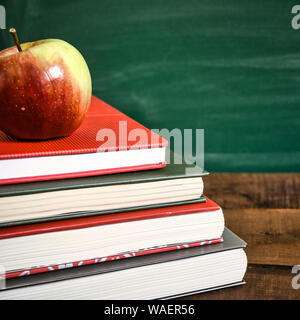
top-left (0, 96), bottom-right (247, 299)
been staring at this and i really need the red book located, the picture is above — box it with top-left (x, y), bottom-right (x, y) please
top-left (0, 197), bottom-right (224, 279)
top-left (0, 95), bottom-right (167, 185)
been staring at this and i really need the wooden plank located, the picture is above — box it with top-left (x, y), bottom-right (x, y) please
top-left (203, 173), bottom-right (300, 209)
top-left (178, 264), bottom-right (300, 300)
top-left (223, 208), bottom-right (300, 266)
top-left (201, 174), bottom-right (300, 266)
top-left (179, 173), bottom-right (300, 299)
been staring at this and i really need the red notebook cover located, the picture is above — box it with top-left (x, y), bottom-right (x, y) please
top-left (0, 197), bottom-right (223, 279)
top-left (0, 95), bottom-right (168, 185)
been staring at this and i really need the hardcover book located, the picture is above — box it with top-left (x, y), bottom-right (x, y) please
top-left (4, 237), bottom-right (224, 279)
top-left (0, 95), bottom-right (168, 185)
top-left (0, 228), bottom-right (247, 300)
top-left (0, 197), bottom-right (224, 278)
top-left (0, 156), bottom-right (208, 226)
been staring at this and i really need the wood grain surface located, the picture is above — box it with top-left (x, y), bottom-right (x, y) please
top-left (178, 173), bottom-right (300, 300)
top-left (203, 173), bottom-right (300, 209)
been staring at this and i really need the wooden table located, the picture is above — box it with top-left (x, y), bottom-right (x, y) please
top-left (179, 173), bottom-right (300, 300)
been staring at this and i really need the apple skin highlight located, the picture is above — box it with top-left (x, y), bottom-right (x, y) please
top-left (0, 39), bottom-right (92, 140)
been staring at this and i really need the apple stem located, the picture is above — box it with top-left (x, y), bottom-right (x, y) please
top-left (9, 28), bottom-right (22, 52)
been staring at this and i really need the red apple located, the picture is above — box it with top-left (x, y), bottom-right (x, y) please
top-left (0, 33), bottom-right (92, 140)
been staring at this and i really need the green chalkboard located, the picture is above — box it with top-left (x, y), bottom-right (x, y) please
top-left (1, 0), bottom-right (299, 172)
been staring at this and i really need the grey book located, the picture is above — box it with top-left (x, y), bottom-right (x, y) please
top-left (0, 228), bottom-right (247, 300)
top-left (0, 153), bottom-right (208, 227)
